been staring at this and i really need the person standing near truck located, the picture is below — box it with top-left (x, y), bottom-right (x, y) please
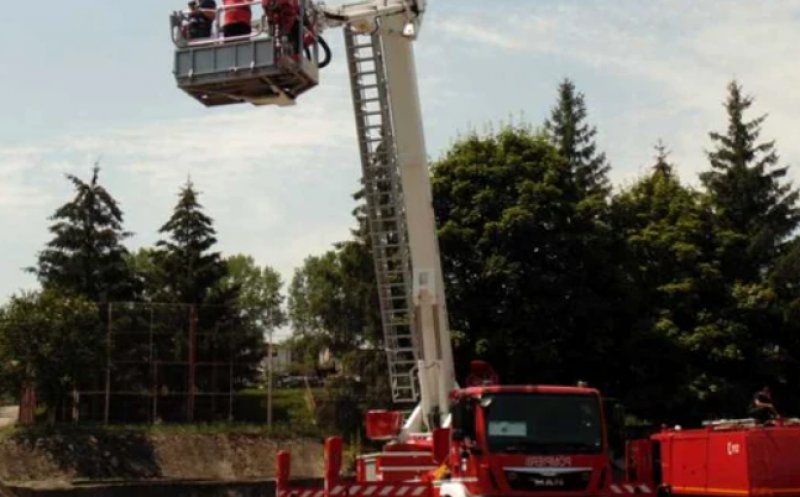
top-left (750, 386), bottom-right (779, 423)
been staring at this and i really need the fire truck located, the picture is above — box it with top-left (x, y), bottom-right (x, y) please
top-left (169, 2), bottom-right (800, 497)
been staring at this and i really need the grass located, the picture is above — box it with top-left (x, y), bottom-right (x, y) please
top-left (0, 388), bottom-right (324, 442)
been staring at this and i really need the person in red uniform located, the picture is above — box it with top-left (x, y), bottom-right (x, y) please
top-left (222, 0), bottom-right (252, 38)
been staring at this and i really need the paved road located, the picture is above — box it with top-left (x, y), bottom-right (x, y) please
top-left (0, 406), bottom-right (18, 428)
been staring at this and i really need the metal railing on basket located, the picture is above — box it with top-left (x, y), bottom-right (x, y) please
top-left (170, 1), bottom-right (269, 48)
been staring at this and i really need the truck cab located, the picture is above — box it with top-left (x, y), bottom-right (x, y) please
top-left (441, 385), bottom-right (611, 497)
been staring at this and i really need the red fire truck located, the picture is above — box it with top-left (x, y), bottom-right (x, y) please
top-left (626, 420), bottom-right (800, 497)
top-left (169, 1), bottom-right (800, 496)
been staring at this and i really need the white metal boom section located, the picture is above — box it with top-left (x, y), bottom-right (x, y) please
top-left (318, 0), bottom-right (454, 432)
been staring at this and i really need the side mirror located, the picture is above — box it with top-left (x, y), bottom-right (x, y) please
top-left (432, 427), bottom-right (451, 464)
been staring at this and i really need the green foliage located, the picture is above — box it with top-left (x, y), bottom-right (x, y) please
top-left (126, 248), bottom-right (162, 303)
top-left (288, 241), bottom-right (381, 359)
top-left (431, 125), bottom-right (616, 385)
top-left (609, 79), bottom-right (800, 421)
top-left (701, 81), bottom-right (800, 282)
top-left (34, 165), bottom-right (136, 301)
top-left (218, 254), bottom-right (287, 332)
top-left (314, 351), bottom-right (392, 440)
top-left (154, 180), bottom-right (227, 305)
top-left (611, 144), bottom-right (726, 420)
top-left (150, 183), bottom-right (264, 392)
top-left (0, 291), bottom-right (102, 413)
top-left (545, 78), bottom-right (611, 198)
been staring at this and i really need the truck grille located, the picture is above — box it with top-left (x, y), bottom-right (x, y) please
top-left (504, 469), bottom-right (592, 492)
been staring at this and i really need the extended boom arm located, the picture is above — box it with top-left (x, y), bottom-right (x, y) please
top-left (319, 0), bottom-right (453, 433)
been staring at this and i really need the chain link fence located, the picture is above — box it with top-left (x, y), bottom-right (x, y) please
top-left (62, 302), bottom-right (268, 424)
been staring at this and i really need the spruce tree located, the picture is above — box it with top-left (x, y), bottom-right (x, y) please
top-left (701, 81), bottom-right (800, 282)
top-left (612, 144), bottom-right (724, 421)
top-left (155, 180), bottom-right (226, 304)
top-left (34, 165), bottom-right (135, 301)
top-left (544, 78), bottom-right (611, 198)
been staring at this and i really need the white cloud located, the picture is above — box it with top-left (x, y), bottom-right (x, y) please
top-left (2, 0), bottom-right (799, 307)
top-left (0, 83), bottom-right (363, 301)
top-left (438, 0), bottom-right (800, 185)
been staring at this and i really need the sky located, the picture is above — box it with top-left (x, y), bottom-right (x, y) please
top-left (1, 1), bottom-right (799, 317)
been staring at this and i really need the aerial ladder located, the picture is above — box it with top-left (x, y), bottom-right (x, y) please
top-left (172, 0), bottom-right (455, 435)
top-left (170, 2), bottom-right (638, 497)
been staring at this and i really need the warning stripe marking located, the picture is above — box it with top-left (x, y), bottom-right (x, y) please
top-left (279, 484), bottom-right (431, 497)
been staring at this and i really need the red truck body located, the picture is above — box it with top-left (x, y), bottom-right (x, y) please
top-left (651, 422), bottom-right (800, 497)
top-left (277, 384), bottom-right (645, 497)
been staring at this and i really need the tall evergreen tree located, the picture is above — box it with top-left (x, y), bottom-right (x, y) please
top-left (34, 165), bottom-right (135, 301)
top-left (155, 180), bottom-right (226, 304)
top-left (432, 126), bottom-right (619, 387)
top-left (612, 144), bottom-right (726, 422)
top-left (544, 78), bottom-right (611, 198)
top-left (701, 81), bottom-right (800, 282)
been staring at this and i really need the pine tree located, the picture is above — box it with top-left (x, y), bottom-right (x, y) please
top-left (34, 165), bottom-right (135, 301)
top-left (155, 180), bottom-right (226, 304)
top-left (701, 81), bottom-right (800, 282)
top-left (612, 144), bottom-right (725, 421)
top-left (652, 140), bottom-right (674, 178)
top-left (544, 79), bottom-right (611, 198)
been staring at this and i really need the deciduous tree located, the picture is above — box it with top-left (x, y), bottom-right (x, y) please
top-left (0, 291), bottom-right (102, 416)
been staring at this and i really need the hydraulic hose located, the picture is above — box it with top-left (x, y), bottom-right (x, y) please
top-left (306, 34), bottom-right (332, 69)
top-left (317, 35), bottom-right (332, 68)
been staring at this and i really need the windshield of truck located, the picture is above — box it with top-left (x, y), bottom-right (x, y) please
top-left (483, 393), bottom-right (604, 454)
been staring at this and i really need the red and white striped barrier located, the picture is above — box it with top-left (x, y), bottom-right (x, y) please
top-left (279, 484), bottom-right (431, 497)
top-left (608, 483), bottom-right (654, 495)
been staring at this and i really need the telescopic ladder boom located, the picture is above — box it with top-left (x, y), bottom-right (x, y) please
top-left (322, 0), bottom-right (454, 432)
top-left (345, 29), bottom-right (419, 405)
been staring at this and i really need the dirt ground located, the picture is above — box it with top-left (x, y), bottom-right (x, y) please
top-left (0, 431), bottom-right (323, 486)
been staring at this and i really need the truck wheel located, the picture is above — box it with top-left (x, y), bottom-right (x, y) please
top-left (656, 486), bottom-right (671, 497)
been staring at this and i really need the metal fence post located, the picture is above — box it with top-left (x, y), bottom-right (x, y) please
top-left (104, 303), bottom-right (112, 425)
top-left (188, 304), bottom-right (197, 423)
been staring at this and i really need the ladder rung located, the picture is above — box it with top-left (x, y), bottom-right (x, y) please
top-left (391, 348), bottom-right (416, 354)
